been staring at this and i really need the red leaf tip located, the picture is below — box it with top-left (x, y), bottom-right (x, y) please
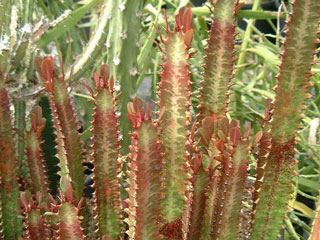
top-left (175, 7), bottom-right (194, 47)
top-left (100, 64), bottom-right (110, 80)
top-left (41, 56), bottom-right (56, 92)
top-left (93, 64), bottom-right (114, 92)
top-left (59, 177), bottom-right (75, 204)
top-left (30, 106), bottom-right (46, 137)
top-left (175, 7), bottom-right (193, 33)
top-left (127, 98), bottom-right (153, 128)
top-left (191, 153), bottom-right (203, 174)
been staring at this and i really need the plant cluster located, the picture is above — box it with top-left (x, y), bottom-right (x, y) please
top-left (0, 0), bottom-right (319, 239)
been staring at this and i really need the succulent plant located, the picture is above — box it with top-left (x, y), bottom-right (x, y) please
top-left (0, 0), bottom-right (319, 239)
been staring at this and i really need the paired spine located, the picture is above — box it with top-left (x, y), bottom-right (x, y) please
top-left (56, 182), bottom-right (84, 240)
top-left (25, 106), bottom-right (50, 208)
top-left (41, 56), bottom-right (85, 203)
top-left (198, 0), bottom-right (236, 120)
top-left (19, 192), bottom-right (49, 240)
top-left (206, 118), bottom-right (250, 240)
top-left (156, 7), bottom-right (194, 238)
top-left (125, 98), bottom-right (163, 240)
top-left (90, 66), bottom-right (121, 239)
top-left (251, 0), bottom-right (320, 239)
top-left (0, 72), bottom-right (23, 239)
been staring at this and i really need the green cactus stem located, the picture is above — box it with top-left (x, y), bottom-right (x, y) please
top-left (0, 72), bottom-right (23, 239)
top-left (41, 56), bottom-right (85, 203)
top-left (106, 0), bottom-right (144, 153)
top-left (19, 192), bottom-right (49, 240)
top-left (0, 0), bottom-right (11, 37)
top-left (38, 96), bottom-right (60, 195)
top-left (90, 65), bottom-right (121, 239)
top-left (196, 117), bottom-right (220, 240)
top-left (14, 100), bottom-right (28, 190)
top-left (193, 116), bottom-right (251, 240)
top-left (251, 0), bottom-right (320, 239)
top-left (156, 7), bottom-right (194, 238)
top-left (199, 174), bottom-right (220, 240)
top-left (53, 113), bottom-right (70, 182)
top-left (42, 90), bottom-right (70, 183)
top-left (210, 118), bottom-right (250, 240)
top-left (251, 100), bottom-right (272, 216)
top-left (187, 153), bottom-right (210, 240)
top-left (25, 106), bottom-right (50, 207)
top-left (125, 98), bottom-right (163, 240)
top-left (198, 0), bottom-right (236, 120)
top-left (57, 182), bottom-right (84, 240)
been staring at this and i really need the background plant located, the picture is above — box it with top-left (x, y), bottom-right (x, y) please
top-left (0, 0), bottom-right (319, 239)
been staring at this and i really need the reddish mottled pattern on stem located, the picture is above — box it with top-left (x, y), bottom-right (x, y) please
top-left (266, 139), bottom-right (296, 173)
top-left (0, 140), bottom-right (17, 189)
top-left (0, 73), bottom-right (22, 238)
top-left (160, 219), bottom-right (183, 240)
top-left (58, 182), bottom-right (84, 240)
top-left (0, 75), bottom-right (18, 190)
top-left (199, 175), bottom-right (220, 240)
top-left (199, 0), bottom-right (236, 120)
top-left (251, 131), bottom-right (271, 209)
top-left (91, 67), bottom-right (121, 239)
top-left (251, 139), bottom-right (297, 239)
top-left (211, 154), bottom-right (232, 239)
top-left (218, 144), bottom-right (248, 239)
top-left (58, 202), bottom-right (84, 240)
top-left (187, 154), bottom-right (209, 240)
top-left (26, 210), bottom-right (48, 240)
top-left (204, 118), bottom-right (250, 239)
top-left (0, 77), bottom-right (11, 132)
top-left (270, 0), bottom-right (320, 144)
top-left (156, 7), bottom-right (193, 234)
top-left (126, 98), bottom-right (163, 240)
top-left (251, 100), bottom-right (272, 215)
top-left (20, 192), bottom-right (49, 240)
top-left (41, 56), bottom-right (85, 203)
top-left (25, 106), bottom-right (50, 207)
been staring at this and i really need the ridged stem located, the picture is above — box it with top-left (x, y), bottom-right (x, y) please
top-left (251, 101), bottom-right (272, 216)
top-left (14, 100), bottom-right (27, 189)
top-left (0, 74), bottom-right (23, 239)
top-left (38, 96), bottom-right (60, 195)
top-left (25, 106), bottom-right (50, 208)
top-left (41, 57), bottom-right (85, 203)
top-left (20, 192), bottom-right (49, 240)
top-left (210, 119), bottom-right (249, 240)
top-left (157, 7), bottom-right (194, 238)
top-left (125, 98), bottom-right (163, 240)
top-left (187, 154), bottom-right (209, 240)
top-left (251, 0), bottom-right (320, 239)
top-left (91, 69), bottom-right (121, 239)
top-left (199, 0), bottom-right (236, 120)
top-left (106, 0), bottom-right (144, 153)
top-left (0, 0), bottom-right (11, 37)
top-left (57, 184), bottom-right (84, 240)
